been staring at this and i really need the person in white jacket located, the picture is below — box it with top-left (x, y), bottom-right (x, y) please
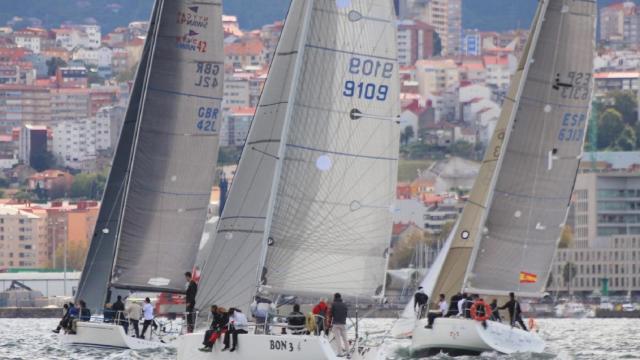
top-left (222, 308), bottom-right (248, 352)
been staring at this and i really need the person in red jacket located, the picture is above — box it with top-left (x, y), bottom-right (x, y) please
top-left (312, 298), bottom-right (328, 336)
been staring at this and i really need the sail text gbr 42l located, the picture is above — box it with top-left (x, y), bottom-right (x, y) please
top-left (64, 0), bottom-right (224, 350)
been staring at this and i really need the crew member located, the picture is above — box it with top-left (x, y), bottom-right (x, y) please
top-left (185, 271), bottom-right (198, 333)
top-left (414, 287), bottom-right (429, 319)
top-left (222, 308), bottom-right (248, 352)
top-left (426, 294), bottom-right (448, 329)
top-left (498, 292), bottom-right (528, 331)
top-left (140, 297), bottom-right (156, 339)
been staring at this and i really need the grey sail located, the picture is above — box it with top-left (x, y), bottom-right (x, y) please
top-left (195, 0), bottom-right (308, 312)
top-left (263, 0), bottom-right (400, 299)
top-left (76, 1), bottom-right (161, 311)
top-left (196, 0), bottom-right (400, 311)
top-left (77, 0), bottom-right (224, 309)
top-left (464, 0), bottom-right (597, 296)
top-left (110, 0), bottom-right (224, 293)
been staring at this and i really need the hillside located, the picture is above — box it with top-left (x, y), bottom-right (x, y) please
top-left (0, 0), bottom-right (632, 33)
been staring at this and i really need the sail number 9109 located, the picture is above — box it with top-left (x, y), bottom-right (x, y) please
top-left (343, 57), bottom-right (393, 102)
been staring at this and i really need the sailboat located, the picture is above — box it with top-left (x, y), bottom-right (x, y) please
top-left (61, 0), bottom-right (224, 350)
top-left (177, 0), bottom-right (400, 359)
top-left (404, 0), bottom-right (597, 355)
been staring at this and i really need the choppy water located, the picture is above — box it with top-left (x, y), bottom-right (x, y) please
top-left (1, 318), bottom-right (638, 360)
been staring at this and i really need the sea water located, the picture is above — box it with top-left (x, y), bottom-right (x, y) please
top-left (1, 318), bottom-right (639, 359)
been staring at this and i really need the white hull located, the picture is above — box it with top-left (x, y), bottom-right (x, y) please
top-left (411, 317), bottom-right (545, 356)
top-left (177, 332), bottom-right (384, 360)
top-left (60, 321), bottom-right (172, 350)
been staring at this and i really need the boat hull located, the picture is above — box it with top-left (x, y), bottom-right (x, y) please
top-left (177, 332), bottom-right (383, 360)
top-left (60, 321), bottom-right (171, 350)
top-left (411, 317), bottom-right (545, 356)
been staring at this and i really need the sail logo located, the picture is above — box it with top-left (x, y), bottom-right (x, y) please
top-left (176, 30), bottom-right (207, 53)
top-left (177, 9), bottom-right (209, 29)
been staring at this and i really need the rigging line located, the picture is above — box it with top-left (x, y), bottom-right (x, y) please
top-left (305, 44), bottom-right (396, 62)
top-left (251, 146), bottom-right (279, 160)
top-left (146, 87), bottom-right (223, 101)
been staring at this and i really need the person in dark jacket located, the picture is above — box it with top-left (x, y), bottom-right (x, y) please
top-left (287, 304), bottom-right (306, 335)
top-left (498, 292), bottom-right (527, 330)
top-left (490, 298), bottom-right (501, 322)
top-left (329, 293), bottom-right (349, 355)
top-left (52, 304), bottom-right (69, 333)
top-left (79, 300), bottom-right (91, 321)
top-left (185, 271), bottom-right (198, 333)
top-left (112, 295), bottom-right (127, 331)
top-left (446, 293), bottom-right (463, 317)
top-left (413, 287), bottom-right (429, 319)
top-left (199, 305), bottom-right (228, 352)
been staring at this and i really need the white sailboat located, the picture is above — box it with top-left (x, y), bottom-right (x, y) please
top-left (395, 0), bottom-right (596, 355)
top-left (178, 0), bottom-right (400, 359)
top-left (61, 0), bottom-right (224, 350)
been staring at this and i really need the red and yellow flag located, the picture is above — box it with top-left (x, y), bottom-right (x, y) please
top-left (519, 271), bottom-right (537, 284)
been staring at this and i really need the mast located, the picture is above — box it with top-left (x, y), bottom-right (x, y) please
top-left (253, 0), bottom-right (315, 300)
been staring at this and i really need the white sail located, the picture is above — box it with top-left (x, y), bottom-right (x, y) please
top-left (464, 0), bottom-right (596, 296)
top-left (262, 0), bottom-right (400, 300)
top-left (78, 0), bottom-right (224, 309)
top-left (196, 0), bottom-right (400, 311)
top-left (195, 0), bottom-right (309, 312)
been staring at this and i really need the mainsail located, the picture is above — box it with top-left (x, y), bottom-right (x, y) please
top-left (196, 0), bottom-right (400, 311)
top-left (77, 0), bottom-right (224, 310)
top-left (427, 0), bottom-right (596, 301)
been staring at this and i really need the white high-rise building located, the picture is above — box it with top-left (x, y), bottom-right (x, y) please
top-left (52, 118), bottom-right (96, 169)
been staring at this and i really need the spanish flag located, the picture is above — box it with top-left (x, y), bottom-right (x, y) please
top-left (519, 271), bottom-right (537, 284)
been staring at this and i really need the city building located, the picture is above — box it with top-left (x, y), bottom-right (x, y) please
top-left (53, 24), bottom-right (101, 51)
top-left (55, 67), bottom-right (88, 88)
top-left (52, 118), bottom-right (96, 169)
top-left (95, 105), bottom-right (125, 154)
top-left (224, 38), bottom-right (265, 69)
top-left (0, 206), bottom-right (48, 269)
top-left (397, 20), bottom-right (436, 66)
top-left (220, 107), bottom-right (254, 146)
top-left (0, 85), bottom-right (51, 134)
top-left (12, 27), bottom-right (50, 54)
top-left (547, 155), bottom-right (640, 296)
top-left (423, 0), bottom-right (462, 56)
top-left (593, 71), bottom-right (640, 97)
top-left (600, 1), bottom-right (640, 48)
top-left (571, 172), bottom-right (640, 249)
top-left (18, 124), bottom-right (48, 166)
top-left (549, 235), bottom-right (640, 296)
top-left (26, 170), bottom-right (74, 199)
top-left (415, 58), bottom-right (459, 94)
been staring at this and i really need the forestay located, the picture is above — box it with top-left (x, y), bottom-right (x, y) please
top-left (263, 0), bottom-right (400, 300)
top-left (464, 0), bottom-right (596, 296)
top-left (109, 0), bottom-right (224, 293)
top-left (196, 0), bottom-right (400, 311)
